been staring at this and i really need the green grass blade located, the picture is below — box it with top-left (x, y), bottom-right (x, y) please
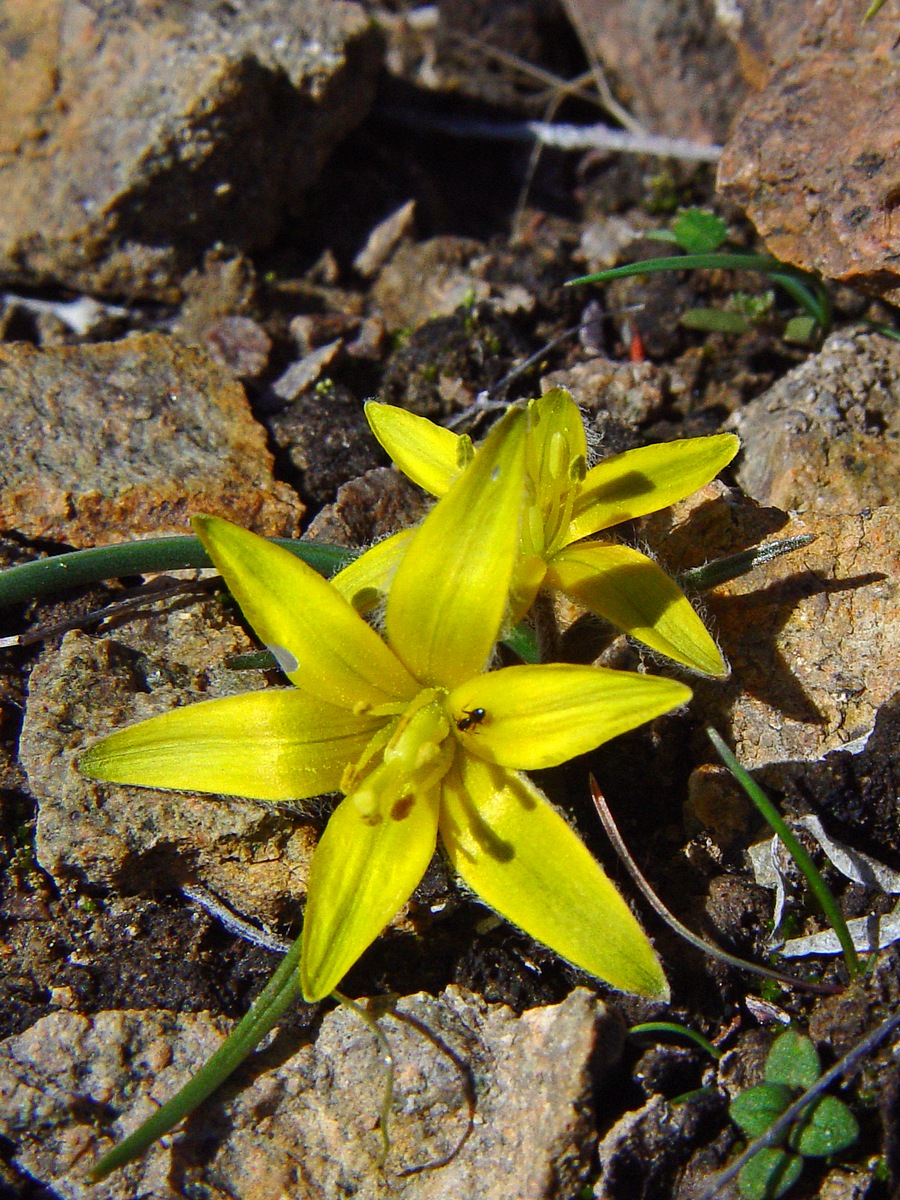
top-left (91, 935), bottom-right (306, 1180)
top-left (0, 536), bottom-right (357, 609)
top-left (707, 728), bottom-right (860, 977)
top-left (567, 253), bottom-right (807, 287)
top-left (629, 1021), bottom-right (721, 1059)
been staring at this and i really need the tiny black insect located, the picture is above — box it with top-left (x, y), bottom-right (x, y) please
top-left (456, 707), bottom-right (486, 732)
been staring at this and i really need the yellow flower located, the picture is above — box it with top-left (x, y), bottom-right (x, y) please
top-left (81, 411), bottom-right (689, 1002)
top-left (361, 390), bottom-right (739, 676)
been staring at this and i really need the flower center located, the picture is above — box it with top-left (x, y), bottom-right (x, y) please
top-left (344, 689), bottom-right (454, 823)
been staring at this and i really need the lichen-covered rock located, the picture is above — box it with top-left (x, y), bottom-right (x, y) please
top-left (0, 0), bottom-right (382, 299)
top-left (0, 332), bottom-right (304, 544)
top-left (0, 987), bottom-right (617, 1200)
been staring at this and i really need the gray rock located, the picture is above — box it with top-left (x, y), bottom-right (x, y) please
top-left (0, 0), bottom-right (382, 299)
top-left (728, 328), bottom-right (900, 514)
top-left (0, 986), bottom-right (618, 1200)
top-left (305, 466), bottom-right (431, 547)
top-left (0, 332), bottom-right (304, 545)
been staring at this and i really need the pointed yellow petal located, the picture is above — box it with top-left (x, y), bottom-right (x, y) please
top-left (300, 786), bottom-right (440, 1001)
top-left (519, 388), bottom-right (588, 560)
top-left (440, 757), bottom-right (668, 998)
top-left (385, 408), bottom-right (527, 689)
top-left (547, 543), bottom-right (728, 676)
top-left (449, 662), bottom-right (691, 770)
top-left (567, 433), bottom-right (740, 543)
top-left (79, 690), bottom-right (383, 801)
top-left (365, 402), bottom-right (470, 497)
top-left (330, 529), bottom-right (414, 615)
top-left (194, 515), bottom-right (417, 711)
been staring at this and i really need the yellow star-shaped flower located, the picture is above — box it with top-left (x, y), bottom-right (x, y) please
top-left (81, 410), bottom-right (689, 1002)
top-left (360, 390), bottom-right (739, 676)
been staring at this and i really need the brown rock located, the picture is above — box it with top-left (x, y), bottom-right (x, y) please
top-left (0, 0), bottom-right (382, 299)
top-left (0, 987), bottom-right (617, 1200)
top-left (560, 0), bottom-right (746, 144)
top-left (0, 333), bottom-right (303, 545)
top-left (729, 328), bottom-right (900, 514)
top-left (305, 466), bottom-right (431, 546)
top-left (20, 614), bottom-right (318, 926)
top-left (641, 480), bottom-right (900, 768)
top-left (718, 0), bottom-right (900, 300)
top-left (698, 506), bottom-right (900, 768)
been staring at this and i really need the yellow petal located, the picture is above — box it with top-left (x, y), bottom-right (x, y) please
top-left (79, 690), bottom-right (383, 801)
top-left (385, 408), bottom-right (527, 689)
top-left (193, 515), bottom-right (417, 711)
top-left (439, 756), bottom-right (669, 998)
top-left (547, 542), bottom-right (728, 676)
top-left (330, 529), bottom-right (414, 615)
top-left (365, 402), bottom-right (470, 497)
top-left (448, 662), bottom-right (691, 769)
top-left (528, 387), bottom-right (588, 491)
top-left (567, 432), bottom-right (740, 543)
top-left (300, 786), bottom-right (440, 1001)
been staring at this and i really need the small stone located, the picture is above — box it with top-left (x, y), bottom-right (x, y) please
top-left (353, 199), bottom-right (417, 279)
top-left (306, 466), bottom-right (431, 547)
top-left (684, 764), bottom-right (752, 849)
top-left (0, 332), bottom-right (304, 544)
top-left (346, 315), bottom-right (387, 360)
top-left (371, 236), bottom-right (489, 332)
top-left (540, 357), bottom-right (674, 428)
top-left (202, 315), bottom-right (272, 380)
top-left (270, 340), bottom-right (343, 402)
top-left (0, 987), bottom-right (616, 1199)
top-left (594, 1090), bottom-right (727, 1199)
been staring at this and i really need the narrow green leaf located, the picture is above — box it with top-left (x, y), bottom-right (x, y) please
top-left (0, 536), bottom-right (355, 609)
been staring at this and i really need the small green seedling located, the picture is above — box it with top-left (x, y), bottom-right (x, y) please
top-left (569, 202), bottom-right (834, 341)
top-left (645, 207), bottom-right (730, 255)
top-left (730, 1028), bottom-right (859, 1200)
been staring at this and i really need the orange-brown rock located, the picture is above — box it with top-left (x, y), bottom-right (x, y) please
top-left (719, 0), bottom-right (900, 300)
top-left (0, 333), bottom-right (304, 545)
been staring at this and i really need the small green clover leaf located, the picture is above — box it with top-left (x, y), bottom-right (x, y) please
top-left (646, 207), bottom-right (730, 254)
top-left (737, 1146), bottom-right (804, 1200)
top-left (764, 1027), bottom-right (821, 1090)
top-left (729, 1030), bottom-right (860, 1200)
